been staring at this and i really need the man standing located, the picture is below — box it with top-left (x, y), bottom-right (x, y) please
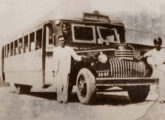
top-left (53, 35), bottom-right (82, 103)
top-left (140, 37), bottom-right (165, 103)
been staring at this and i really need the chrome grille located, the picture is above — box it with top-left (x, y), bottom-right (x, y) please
top-left (109, 59), bottom-right (146, 77)
top-left (115, 50), bottom-right (134, 60)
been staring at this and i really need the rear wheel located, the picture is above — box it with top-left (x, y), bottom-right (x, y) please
top-left (128, 86), bottom-right (150, 102)
top-left (23, 86), bottom-right (31, 94)
top-left (16, 85), bottom-right (23, 94)
top-left (15, 84), bottom-right (31, 94)
top-left (76, 68), bottom-right (96, 104)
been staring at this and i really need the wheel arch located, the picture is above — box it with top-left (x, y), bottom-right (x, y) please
top-left (70, 63), bottom-right (96, 86)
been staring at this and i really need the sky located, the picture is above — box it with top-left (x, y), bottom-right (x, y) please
top-left (91, 0), bottom-right (162, 14)
top-left (0, 0), bottom-right (165, 44)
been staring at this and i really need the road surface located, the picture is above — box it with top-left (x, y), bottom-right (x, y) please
top-left (0, 85), bottom-right (162, 120)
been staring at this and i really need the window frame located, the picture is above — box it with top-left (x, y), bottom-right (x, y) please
top-left (29, 32), bottom-right (35, 51)
top-left (36, 28), bottom-right (43, 50)
top-left (10, 42), bottom-right (14, 56)
top-left (14, 40), bottom-right (18, 55)
top-left (71, 24), bottom-right (96, 44)
top-left (23, 35), bottom-right (29, 53)
top-left (97, 26), bottom-right (120, 44)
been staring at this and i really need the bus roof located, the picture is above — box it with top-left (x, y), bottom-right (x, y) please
top-left (3, 12), bottom-right (125, 45)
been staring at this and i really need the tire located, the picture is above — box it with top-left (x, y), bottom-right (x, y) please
top-left (76, 68), bottom-right (96, 104)
top-left (15, 85), bottom-right (31, 94)
top-left (128, 86), bottom-right (150, 102)
top-left (22, 86), bottom-right (31, 94)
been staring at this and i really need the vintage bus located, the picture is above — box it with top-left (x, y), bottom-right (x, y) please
top-left (1, 11), bottom-right (158, 104)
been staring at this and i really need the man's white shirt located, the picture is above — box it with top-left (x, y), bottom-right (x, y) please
top-left (144, 48), bottom-right (165, 67)
top-left (53, 46), bottom-right (82, 74)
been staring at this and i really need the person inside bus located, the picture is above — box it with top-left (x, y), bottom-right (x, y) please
top-left (139, 37), bottom-right (165, 103)
top-left (53, 35), bottom-right (82, 103)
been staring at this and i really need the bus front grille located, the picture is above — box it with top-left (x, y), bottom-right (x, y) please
top-left (109, 59), bottom-right (146, 78)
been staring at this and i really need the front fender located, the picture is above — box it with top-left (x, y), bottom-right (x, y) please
top-left (70, 59), bottom-right (97, 85)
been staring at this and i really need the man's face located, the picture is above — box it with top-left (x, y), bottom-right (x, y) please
top-left (155, 43), bottom-right (161, 51)
top-left (59, 37), bottom-right (65, 48)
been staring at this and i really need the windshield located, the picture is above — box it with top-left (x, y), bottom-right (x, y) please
top-left (71, 24), bottom-right (120, 44)
top-left (74, 26), bottom-right (93, 40)
top-left (72, 24), bottom-right (96, 43)
top-left (97, 27), bottom-right (119, 43)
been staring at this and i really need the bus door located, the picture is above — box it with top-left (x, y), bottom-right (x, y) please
top-left (44, 25), bottom-right (55, 85)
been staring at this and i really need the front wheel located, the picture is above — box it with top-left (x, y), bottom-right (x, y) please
top-left (128, 86), bottom-right (150, 102)
top-left (76, 68), bottom-right (96, 104)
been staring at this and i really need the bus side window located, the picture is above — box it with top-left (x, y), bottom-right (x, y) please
top-left (48, 27), bottom-right (54, 45)
top-left (7, 44), bottom-right (9, 57)
top-left (18, 38), bottom-right (23, 54)
top-left (5, 46), bottom-right (7, 58)
top-left (49, 35), bottom-right (53, 45)
top-left (29, 32), bottom-right (35, 51)
top-left (36, 29), bottom-right (42, 50)
top-left (24, 35), bottom-right (28, 53)
top-left (47, 27), bottom-right (55, 48)
top-left (53, 34), bottom-right (56, 46)
top-left (3, 45), bottom-right (6, 58)
top-left (14, 40), bottom-right (18, 55)
top-left (2, 45), bottom-right (6, 58)
top-left (10, 42), bottom-right (13, 56)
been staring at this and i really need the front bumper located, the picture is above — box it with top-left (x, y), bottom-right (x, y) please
top-left (96, 77), bottom-right (159, 87)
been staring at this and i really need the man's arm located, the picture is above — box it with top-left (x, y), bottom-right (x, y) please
top-left (70, 48), bottom-right (82, 61)
top-left (138, 50), bottom-right (153, 60)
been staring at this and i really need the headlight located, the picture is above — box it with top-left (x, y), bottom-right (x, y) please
top-left (98, 52), bottom-right (108, 63)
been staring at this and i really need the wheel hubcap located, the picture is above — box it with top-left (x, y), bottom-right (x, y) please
top-left (78, 75), bottom-right (87, 98)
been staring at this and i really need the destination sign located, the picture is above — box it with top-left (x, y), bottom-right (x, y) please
top-left (83, 12), bottom-right (110, 22)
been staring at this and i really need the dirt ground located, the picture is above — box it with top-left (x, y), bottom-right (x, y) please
top-left (0, 85), bottom-right (164, 120)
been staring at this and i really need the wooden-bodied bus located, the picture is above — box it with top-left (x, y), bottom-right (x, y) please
top-left (1, 11), bottom-right (158, 104)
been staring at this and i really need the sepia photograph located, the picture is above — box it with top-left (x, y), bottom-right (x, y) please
top-left (0, 0), bottom-right (165, 120)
